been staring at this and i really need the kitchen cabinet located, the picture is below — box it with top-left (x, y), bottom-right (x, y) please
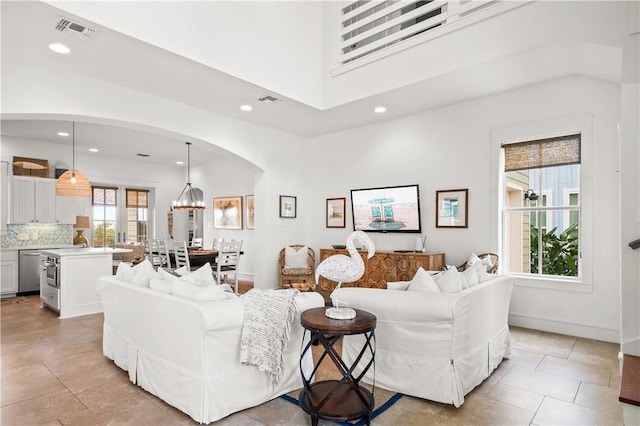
top-left (10, 176), bottom-right (74, 224)
top-left (0, 250), bottom-right (19, 296)
top-left (1, 162), bottom-right (8, 231)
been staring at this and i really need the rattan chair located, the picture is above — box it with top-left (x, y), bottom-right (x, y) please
top-left (279, 245), bottom-right (315, 289)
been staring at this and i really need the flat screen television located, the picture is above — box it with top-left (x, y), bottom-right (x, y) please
top-left (351, 184), bottom-right (422, 233)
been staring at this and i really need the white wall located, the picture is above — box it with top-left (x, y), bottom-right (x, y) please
top-left (45, 0), bottom-right (325, 109)
top-left (2, 44), bottom-right (311, 289)
top-left (308, 76), bottom-right (621, 342)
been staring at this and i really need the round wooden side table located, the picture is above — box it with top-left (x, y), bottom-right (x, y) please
top-left (298, 307), bottom-right (376, 426)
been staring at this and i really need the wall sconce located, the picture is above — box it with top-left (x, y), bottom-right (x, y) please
top-left (524, 189), bottom-right (539, 201)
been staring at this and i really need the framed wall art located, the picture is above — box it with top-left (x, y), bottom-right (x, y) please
top-left (246, 195), bottom-right (255, 229)
top-left (279, 195), bottom-right (297, 218)
top-left (436, 189), bottom-right (468, 228)
top-left (326, 197), bottom-right (346, 228)
top-left (213, 196), bottom-right (243, 229)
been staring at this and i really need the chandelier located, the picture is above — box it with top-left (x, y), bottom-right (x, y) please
top-left (172, 142), bottom-right (205, 210)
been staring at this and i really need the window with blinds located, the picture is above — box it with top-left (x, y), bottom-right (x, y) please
top-left (126, 189), bottom-right (149, 243)
top-left (336, 0), bottom-right (505, 67)
top-left (92, 186), bottom-right (118, 246)
top-left (503, 134), bottom-right (581, 278)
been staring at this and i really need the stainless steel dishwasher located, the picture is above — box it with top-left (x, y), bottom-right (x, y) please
top-left (18, 249), bottom-right (43, 293)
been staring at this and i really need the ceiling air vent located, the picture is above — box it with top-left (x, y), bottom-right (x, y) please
top-left (54, 17), bottom-right (97, 40)
top-left (258, 95), bottom-right (281, 104)
top-left (136, 153), bottom-right (150, 158)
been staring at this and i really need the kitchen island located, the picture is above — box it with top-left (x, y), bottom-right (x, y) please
top-left (40, 247), bottom-right (132, 319)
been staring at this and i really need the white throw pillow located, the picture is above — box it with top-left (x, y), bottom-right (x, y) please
top-left (149, 278), bottom-right (173, 294)
top-left (174, 266), bottom-right (190, 276)
top-left (466, 253), bottom-right (482, 267)
top-left (474, 261), bottom-right (494, 283)
top-left (115, 262), bottom-right (136, 283)
top-left (157, 268), bottom-right (179, 281)
top-left (433, 268), bottom-right (463, 293)
top-left (172, 280), bottom-right (200, 299)
top-left (131, 268), bottom-right (161, 287)
top-left (407, 267), bottom-right (441, 293)
top-left (192, 286), bottom-right (228, 302)
top-left (461, 265), bottom-right (479, 289)
top-left (386, 281), bottom-right (410, 291)
top-left (180, 262), bottom-right (216, 287)
top-left (284, 246), bottom-right (309, 269)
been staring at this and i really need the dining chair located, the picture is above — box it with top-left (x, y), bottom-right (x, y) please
top-left (145, 239), bottom-right (170, 270)
top-left (190, 237), bottom-right (203, 248)
top-left (157, 239), bottom-right (171, 269)
top-left (174, 241), bottom-right (191, 272)
top-left (211, 237), bottom-right (224, 251)
top-left (213, 239), bottom-right (242, 292)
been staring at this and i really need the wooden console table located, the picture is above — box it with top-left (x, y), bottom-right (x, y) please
top-left (317, 249), bottom-right (445, 300)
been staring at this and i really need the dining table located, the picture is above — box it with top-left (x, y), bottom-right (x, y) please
top-left (169, 248), bottom-right (244, 269)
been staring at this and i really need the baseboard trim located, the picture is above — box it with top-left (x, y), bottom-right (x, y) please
top-left (509, 313), bottom-right (619, 343)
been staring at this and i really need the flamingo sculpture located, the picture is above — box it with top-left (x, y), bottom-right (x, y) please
top-left (316, 231), bottom-right (376, 319)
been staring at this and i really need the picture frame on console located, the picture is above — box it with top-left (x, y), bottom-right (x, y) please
top-left (326, 197), bottom-right (346, 228)
top-left (279, 195), bottom-right (297, 218)
top-left (213, 196), bottom-right (243, 229)
top-left (436, 189), bottom-right (468, 228)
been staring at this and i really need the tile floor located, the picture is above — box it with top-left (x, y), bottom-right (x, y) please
top-left (0, 293), bottom-right (624, 425)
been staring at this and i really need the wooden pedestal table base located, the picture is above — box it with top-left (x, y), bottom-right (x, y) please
top-left (299, 307), bottom-right (376, 426)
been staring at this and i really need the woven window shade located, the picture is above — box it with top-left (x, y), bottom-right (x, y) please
top-left (126, 189), bottom-right (149, 208)
top-left (504, 134), bottom-right (581, 172)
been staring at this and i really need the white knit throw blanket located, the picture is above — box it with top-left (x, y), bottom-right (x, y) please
top-left (239, 288), bottom-right (299, 387)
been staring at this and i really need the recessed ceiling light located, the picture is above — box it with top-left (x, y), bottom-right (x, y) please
top-left (176, 161), bottom-right (184, 165)
top-left (57, 131), bottom-right (69, 137)
top-left (89, 148), bottom-right (99, 153)
top-left (49, 43), bottom-right (71, 54)
top-left (240, 104), bottom-right (253, 112)
top-left (374, 106), bottom-right (387, 114)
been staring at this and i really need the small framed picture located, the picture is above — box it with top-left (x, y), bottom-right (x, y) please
top-left (246, 195), bottom-right (255, 230)
top-left (279, 195), bottom-right (297, 218)
top-left (213, 196), bottom-right (243, 229)
top-left (326, 197), bottom-right (346, 228)
top-left (436, 189), bottom-right (468, 228)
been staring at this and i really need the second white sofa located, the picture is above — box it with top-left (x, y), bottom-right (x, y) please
top-left (334, 274), bottom-right (514, 407)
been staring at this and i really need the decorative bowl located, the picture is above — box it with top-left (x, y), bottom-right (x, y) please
top-left (332, 245), bottom-right (346, 249)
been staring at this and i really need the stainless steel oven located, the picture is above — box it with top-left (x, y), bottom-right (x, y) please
top-left (45, 256), bottom-right (60, 289)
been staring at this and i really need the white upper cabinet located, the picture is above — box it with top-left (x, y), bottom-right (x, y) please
top-left (10, 176), bottom-right (74, 224)
top-left (0, 162), bottom-right (9, 231)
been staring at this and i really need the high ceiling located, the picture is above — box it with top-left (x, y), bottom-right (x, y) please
top-left (0, 1), bottom-right (624, 166)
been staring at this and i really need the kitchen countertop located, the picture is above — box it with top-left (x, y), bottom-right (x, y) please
top-left (1, 245), bottom-right (78, 251)
top-left (41, 247), bottom-right (133, 257)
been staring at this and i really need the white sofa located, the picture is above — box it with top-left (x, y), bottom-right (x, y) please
top-left (334, 274), bottom-right (514, 407)
top-left (95, 275), bottom-right (324, 424)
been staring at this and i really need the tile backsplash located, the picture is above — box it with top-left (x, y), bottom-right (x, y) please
top-left (1, 224), bottom-right (73, 248)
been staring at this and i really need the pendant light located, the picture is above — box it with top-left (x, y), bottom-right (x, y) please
top-left (172, 142), bottom-right (205, 210)
top-left (56, 122), bottom-right (91, 198)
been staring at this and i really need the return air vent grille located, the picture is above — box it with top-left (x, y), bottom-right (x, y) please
top-left (258, 95), bottom-right (281, 104)
top-left (54, 17), bottom-right (97, 40)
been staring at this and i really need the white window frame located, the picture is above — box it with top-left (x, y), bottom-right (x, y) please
top-left (491, 114), bottom-right (593, 293)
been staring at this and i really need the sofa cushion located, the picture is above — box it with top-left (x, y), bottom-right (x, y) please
top-left (386, 281), bottom-right (410, 291)
top-left (433, 268), bottom-right (463, 293)
top-left (149, 278), bottom-right (174, 294)
top-left (407, 268), bottom-right (441, 293)
top-left (180, 262), bottom-right (216, 287)
top-left (284, 246), bottom-right (309, 269)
